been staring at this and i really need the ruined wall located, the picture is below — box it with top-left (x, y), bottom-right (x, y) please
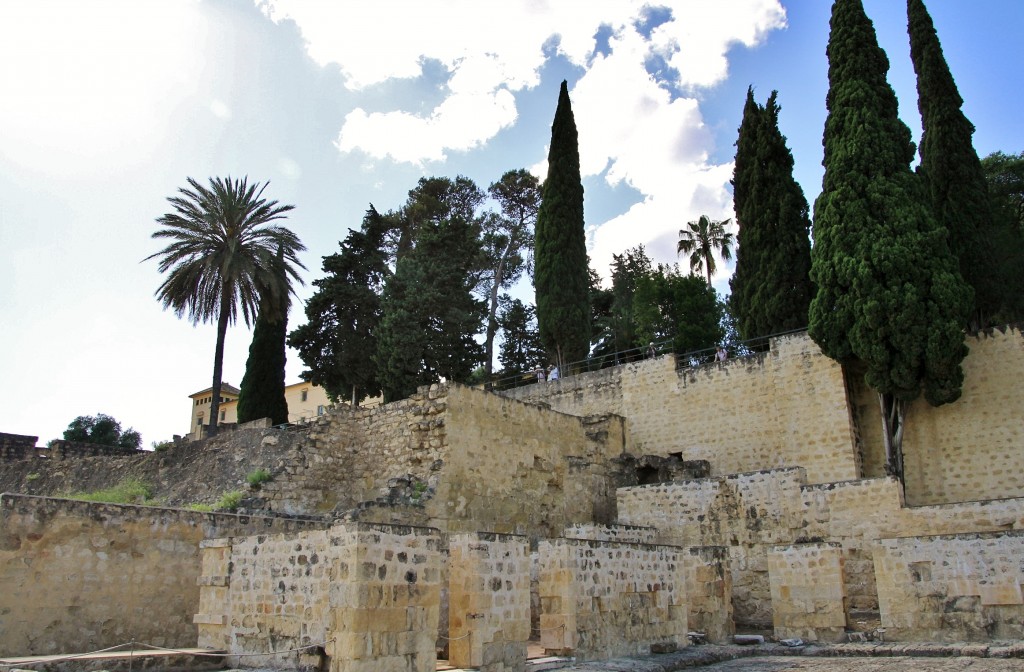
top-left (197, 522), bottom-right (442, 672)
top-left (448, 533), bottom-right (530, 672)
top-left (0, 494), bottom-right (325, 657)
top-left (0, 433), bottom-right (38, 460)
top-left (537, 537), bottom-right (687, 661)
top-left (873, 531), bottom-right (1024, 642)
top-left (900, 327), bottom-right (1024, 505)
top-left (767, 542), bottom-right (847, 642)
top-left (683, 546), bottom-right (734, 643)
top-left (503, 333), bottom-right (859, 485)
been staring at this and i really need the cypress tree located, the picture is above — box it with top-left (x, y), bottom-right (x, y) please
top-left (535, 80), bottom-right (590, 371)
top-left (729, 87), bottom-right (813, 340)
top-left (908, 0), bottom-right (1000, 328)
top-left (237, 250), bottom-right (290, 426)
top-left (810, 0), bottom-right (971, 473)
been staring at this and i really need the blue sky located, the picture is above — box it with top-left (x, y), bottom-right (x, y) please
top-left (1, 0), bottom-right (1021, 446)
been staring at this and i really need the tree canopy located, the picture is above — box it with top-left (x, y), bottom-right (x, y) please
top-left (147, 176), bottom-right (305, 430)
top-left (535, 80), bottom-right (591, 370)
top-left (63, 413), bottom-right (141, 449)
top-left (729, 87), bottom-right (812, 340)
top-left (237, 248), bottom-right (290, 425)
top-left (677, 215), bottom-right (733, 286)
top-left (810, 0), bottom-right (971, 472)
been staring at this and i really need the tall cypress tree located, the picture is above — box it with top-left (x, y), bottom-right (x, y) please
top-left (908, 0), bottom-right (1000, 329)
top-left (535, 80), bottom-right (590, 371)
top-left (237, 249), bottom-right (290, 426)
top-left (810, 0), bottom-right (971, 474)
top-left (729, 87), bottom-right (813, 340)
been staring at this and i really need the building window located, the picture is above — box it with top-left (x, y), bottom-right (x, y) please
top-left (317, 405), bottom-right (325, 416)
top-left (220, 410), bottom-right (226, 421)
top-left (196, 415), bottom-right (203, 427)
top-left (301, 390), bottom-right (308, 402)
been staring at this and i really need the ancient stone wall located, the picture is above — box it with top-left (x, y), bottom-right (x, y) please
top-left (766, 542), bottom-right (847, 642)
top-left (537, 537), bottom-right (687, 661)
top-left (448, 532), bottom-right (531, 672)
top-left (683, 546), bottom-right (734, 643)
top-left (561, 523), bottom-right (658, 545)
top-left (197, 522), bottom-right (442, 672)
top-left (502, 333), bottom-right (859, 485)
top-left (900, 327), bottom-right (1024, 505)
top-left (873, 531), bottom-right (1024, 642)
top-left (0, 433), bottom-right (38, 460)
top-left (0, 494), bottom-right (326, 657)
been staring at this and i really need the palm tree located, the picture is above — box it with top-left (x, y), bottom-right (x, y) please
top-left (146, 176), bottom-right (306, 432)
top-left (677, 215), bottom-right (734, 285)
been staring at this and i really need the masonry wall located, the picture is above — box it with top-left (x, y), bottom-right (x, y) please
top-left (900, 327), bottom-right (1024, 505)
top-left (503, 333), bottom-right (859, 485)
top-left (767, 542), bottom-right (847, 642)
top-left (0, 494), bottom-right (325, 657)
top-left (537, 537), bottom-right (687, 661)
top-left (197, 522), bottom-right (442, 672)
top-left (873, 531), bottom-right (1024, 642)
top-left (0, 433), bottom-right (38, 460)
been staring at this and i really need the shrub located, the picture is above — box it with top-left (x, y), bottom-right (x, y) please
top-left (151, 440), bottom-right (174, 452)
top-left (185, 503), bottom-right (214, 512)
top-left (66, 478), bottom-right (154, 505)
top-left (246, 468), bottom-right (272, 487)
top-left (215, 490), bottom-right (246, 512)
top-left (26, 472), bottom-right (40, 482)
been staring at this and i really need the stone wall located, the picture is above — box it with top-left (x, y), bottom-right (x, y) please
top-left (537, 537), bottom-right (687, 661)
top-left (197, 522), bottom-right (442, 672)
top-left (0, 433), bottom-right (38, 460)
top-left (873, 531), bottom-right (1024, 642)
top-left (0, 494), bottom-right (326, 657)
top-left (683, 546), bottom-right (734, 643)
top-left (502, 333), bottom-right (859, 485)
top-left (766, 542), bottom-right (847, 642)
top-left (448, 532), bottom-right (530, 672)
top-left (900, 327), bottom-right (1024, 505)
top-left (562, 523), bottom-right (658, 545)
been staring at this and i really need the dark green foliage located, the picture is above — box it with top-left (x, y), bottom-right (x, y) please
top-left (981, 151), bottom-right (1024, 322)
top-left (633, 265), bottom-right (724, 354)
top-left (63, 413), bottom-right (141, 449)
top-left (496, 296), bottom-right (544, 376)
top-left (237, 282), bottom-right (289, 425)
top-left (592, 246), bottom-right (654, 360)
top-left (909, 0), bottom-right (1001, 328)
top-left (147, 176), bottom-right (305, 429)
top-left (677, 215), bottom-right (733, 286)
top-left (729, 87), bottom-right (813, 339)
top-left (376, 178), bottom-right (486, 402)
top-left (810, 0), bottom-right (971, 406)
top-left (288, 208), bottom-right (389, 404)
top-left (535, 80), bottom-right (591, 369)
top-left (482, 169), bottom-right (541, 378)
top-left (982, 151), bottom-right (1024, 231)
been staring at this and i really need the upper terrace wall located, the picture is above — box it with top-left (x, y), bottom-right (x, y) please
top-left (502, 333), bottom-right (859, 485)
top-left (0, 494), bottom-right (326, 657)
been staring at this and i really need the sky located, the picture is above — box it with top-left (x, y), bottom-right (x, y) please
top-left (1, 0), bottom-right (1022, 447)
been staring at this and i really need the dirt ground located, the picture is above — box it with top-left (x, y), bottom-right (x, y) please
top-left (698, 656), bottom-right (1024, 671)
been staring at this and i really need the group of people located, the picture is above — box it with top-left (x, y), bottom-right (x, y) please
top-left (534, 364), bottom-right (559, 382)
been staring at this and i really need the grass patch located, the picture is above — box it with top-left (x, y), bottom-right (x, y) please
top-left (246, 468), bottom-right (272, 487)
top-left (26, 472), bottom-right (40, 482)
top-left (184, 503), bottom-right (214, 512)
top-left (65, 478), bottom-right (154, 505)
top-left (214, 490), bottom-right (246, 512)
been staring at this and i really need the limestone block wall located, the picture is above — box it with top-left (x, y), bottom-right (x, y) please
top-left (0, 494), bottom-right (325, 657)
top-left (562, 523), bottom-right (658, 545)
top-left (448, 533), bottom-right (530, 672)
top-left (437, 386), bottom-right (625, 538)
top-left (900, 327), bottom-right (1024, 505)
top-left (503, 333), bottom-right (859, 485)
top-left (683, 546), bottom-right (734, 643)
top-left (767, 543), bottom-right (847, 642)
top-left (537, 538), bottom-right (687, 661)
top-left (198, 522), bottom-right (442, 672)
top-left (873, 531), bottom-right (1024, 642)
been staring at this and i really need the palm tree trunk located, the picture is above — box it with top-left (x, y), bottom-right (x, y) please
top-left (208, 296), bottom-right (231, 433)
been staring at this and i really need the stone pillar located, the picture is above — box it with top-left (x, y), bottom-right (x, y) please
top-left (767, 542), bottom-right (847, 642)
top-left (194, 538), bottom-right (232, 651)
top-left (684, 546), bottom-right (734, 642)
top-left (448, 533), bottom-right (530, 672)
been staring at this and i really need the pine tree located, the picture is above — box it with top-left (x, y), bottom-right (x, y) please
top-left (729, 87), bottom-right (813, 340)
top-left (810, 0), bottom-right (971, 474)
top-left (908, 0), bottom-right (1000, 328)
top-left (238, 248), bottom-right (290, 425)
top-left (535, 80), bottom-right (590, 371)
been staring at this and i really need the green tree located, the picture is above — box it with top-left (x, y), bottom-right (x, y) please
top-left (980, 150), bottom-right (1024, 321)
top-left (535, 80), bottom-right (591, 372)
top-left (982, 151), bottom-right (1024, 231)
top-left (908, 0), bottom-right (1001, 329)
top-left (481, 169), bottom-right (541, 379)
top-left (376, 179), bottom-right (486, 402)
top-left (729, 88), bottom-right (813, 340)
top-left (147, 176), bottom-right (305, 431)
top-left (63, 413), bottom-right (141, 449)
top-left (237, 248), bottom-right (290, 426)
top-left (496, 296), bottom-right (544, 379)
top-left (591, 246), bottom-right (654, 362)
top-left (677, 215), bottom-right (734, 286)
top-left (633, 264), bottom-right (724, 356)
top-left (288, 207), bottom-right (389, 405)
top-left (810, 0), bottom-right (971, 476)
